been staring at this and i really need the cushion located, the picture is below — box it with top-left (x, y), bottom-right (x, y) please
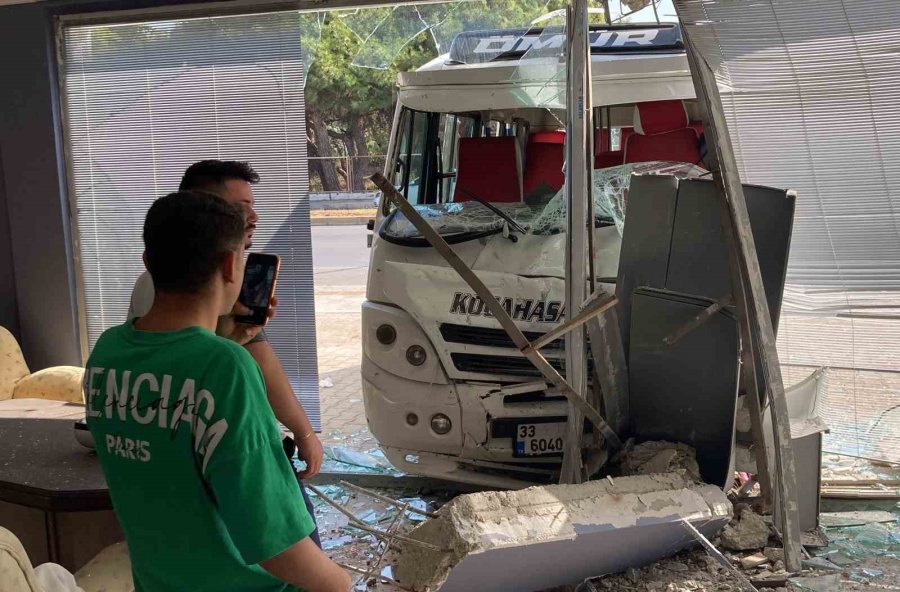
top-left (523, 132), bottom-right (565, 198)
top-left (0, 526), bottom-right (40, 592)
top-left (453, 137), bottom-right (522, 203)
top-left (624, 128), bottom-right (701, 165)
top-left (0, 326), bottom-right (30, 402)
top-left (633, 100), bottom-right (690, 135)
top-left (14, 366), bottom-right (85, 404)
top-left (34, 563), bottom-right (85, 592)
top-left (75, 542), bottom-right (134, 592)
top-left (594, 151), bottom-right (624, 169)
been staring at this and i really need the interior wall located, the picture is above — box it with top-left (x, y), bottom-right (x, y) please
top-left (0, 3), bottom-right (80, 369)
top-left (0, 147), bottom-right (20, 340)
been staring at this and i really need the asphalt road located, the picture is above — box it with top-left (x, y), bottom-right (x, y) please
top-left (311, 225), bottom-right (371, 287)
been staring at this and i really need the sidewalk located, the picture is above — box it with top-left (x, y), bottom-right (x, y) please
top-left (315, 286), bottom-right (370, 443)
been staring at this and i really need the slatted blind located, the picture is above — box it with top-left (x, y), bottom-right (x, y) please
top-left (60, 11), bottom-right (320, 429)
top-left (677, 0), bottom-right (900, 461)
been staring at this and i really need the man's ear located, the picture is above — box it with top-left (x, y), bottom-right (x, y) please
top-left (220, 250), bottom-right (240, 284)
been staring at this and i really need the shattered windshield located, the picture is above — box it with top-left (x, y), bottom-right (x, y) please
top-left (381, 201), bottom-right (541, 243)
top-left (381, 161), bottom-right (706, 242)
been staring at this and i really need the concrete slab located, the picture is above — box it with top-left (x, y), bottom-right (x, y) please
top-left (395, 473), bottom-right (732, 592)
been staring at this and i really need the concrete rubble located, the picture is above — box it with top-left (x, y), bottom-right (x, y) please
top-left (588, 549), bottom-right (779, 592)
top-left (394, 472), bottom-right (732, 592)
top-left (618, 440), bottom-right (703, 483)
top-left (720, 508), bottom-right (771, 551)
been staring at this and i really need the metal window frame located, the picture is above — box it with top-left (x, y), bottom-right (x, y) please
top-left (54, 0), bottom-right (452, 27)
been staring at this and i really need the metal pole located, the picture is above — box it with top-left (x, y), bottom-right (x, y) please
top-left (560, 0), bottom-right (592, 484)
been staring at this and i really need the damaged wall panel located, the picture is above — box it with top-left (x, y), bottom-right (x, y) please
top-left (396, 473), bottom-right (732, 592)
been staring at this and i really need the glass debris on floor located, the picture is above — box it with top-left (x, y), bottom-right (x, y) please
top-left (321, 446), bottom-right (396, 474)
top-left (293, 427), bottom-right (403, 476)
top-left (784, 504), bottom-right (900, 591)
top-left (308, 481), bottom-right (451, 591)
top-left (307, 434), bottom-right (900, 590)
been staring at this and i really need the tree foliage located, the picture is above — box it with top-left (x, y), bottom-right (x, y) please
top-left (83, 2), bottom-right (659, 192)
top-left (304, 0), bottom-right (574, 191)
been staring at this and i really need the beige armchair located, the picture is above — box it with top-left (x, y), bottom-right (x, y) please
top-left (0, 525), bottom-right (42, 591)
top-left (0, 327), bottom-right (84, 405)
top-left (0, 526), bottom-right (133, 592)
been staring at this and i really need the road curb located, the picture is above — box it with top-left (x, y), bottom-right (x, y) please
top-left (310, 216), bottom-right (371, 226)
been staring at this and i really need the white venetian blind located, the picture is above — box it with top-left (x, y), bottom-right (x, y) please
top-left (60, 11), bottom-right (320, 428)
top-left (677, 0), bottom-right (900, 462)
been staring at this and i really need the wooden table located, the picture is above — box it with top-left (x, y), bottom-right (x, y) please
top-left (0, 399), bottom-right (122, 571)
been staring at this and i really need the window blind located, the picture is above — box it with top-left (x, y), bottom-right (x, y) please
top-left (60, 11), bottom-right (320, 429)
top-left (677, 0), bottom-right (900, 462)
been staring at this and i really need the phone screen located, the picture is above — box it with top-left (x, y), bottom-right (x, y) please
top-left (236, 254), bottom-right (279, 325)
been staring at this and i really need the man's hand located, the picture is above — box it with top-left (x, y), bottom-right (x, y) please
top-left (296, 432), bottom-right (324, 479)
top-left (216, 302), bottom-right (262, 345)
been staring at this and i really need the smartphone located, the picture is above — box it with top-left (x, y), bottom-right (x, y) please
top-left (235, 253), bottom-right (281, 326)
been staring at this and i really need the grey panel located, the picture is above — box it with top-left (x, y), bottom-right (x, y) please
top-left (665, 179), bottom-right (732, 302)
top-left (666, 180), bottom-right (794, 405)
top-left (792, 433), bottom-right (822, 532)
top-left (615, 175), bottom-right (679, 358)
top-left (666, 179), bottom-right (794, 331)
top-left (744, 184), bottom-right (795, 333)
top-left (628, 288), bottom-right (740, 487)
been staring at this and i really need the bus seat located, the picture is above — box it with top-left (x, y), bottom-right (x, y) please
top-left (594, 150), bottom-right (624, 169)
top-left (523, 131), bottom-right (565, 197)
top-left (454, 137), bottom-right (522, 203)
top-left (624, 100), bottom-right (701, 165)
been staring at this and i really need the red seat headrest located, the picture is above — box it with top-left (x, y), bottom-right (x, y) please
top-left (523, 132), bottom-right (565, 197)
top-left (594, 151), bottom-right (624, 169)
top-left (453, 137), bottom-right (521, 203)
top-left (529, 130), bottom-right (565, 145)
top-left (634, 100), bottom-right (690, 136)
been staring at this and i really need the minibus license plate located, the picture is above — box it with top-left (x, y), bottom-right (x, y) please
top-left (514, 422), bottom-right (565, 456)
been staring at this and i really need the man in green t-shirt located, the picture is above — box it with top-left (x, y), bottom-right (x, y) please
top-left (85, 192), bottom-right (350, 592)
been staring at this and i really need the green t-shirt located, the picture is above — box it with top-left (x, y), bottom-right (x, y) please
top-left (85, 321), bottom-right (315, 592)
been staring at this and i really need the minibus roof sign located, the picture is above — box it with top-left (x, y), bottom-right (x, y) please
top-left (448, 23), bottom-right (683, 65)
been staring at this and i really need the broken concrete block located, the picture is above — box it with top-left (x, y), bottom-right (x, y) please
top-left (395, 473), bottom-right (731, 592)
top-left (720, 509), bottom-right (770, 551)
top-left (752, 570), bottom-right (788, 588)
top-left (739, 553), bottom-right (768, 570)
top-left (763, 547), bottom-right (784, 564)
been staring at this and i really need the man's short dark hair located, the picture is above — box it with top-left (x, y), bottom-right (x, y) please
top-left (144, 191), bottom-right (245, 294)
top-left (179, 160), bottom-right (260, 193)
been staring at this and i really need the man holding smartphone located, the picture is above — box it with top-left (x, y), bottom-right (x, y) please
top-left (89, 192), bottom-right (350, 592)
top-left (128, 160), bottom-right (323, 545)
